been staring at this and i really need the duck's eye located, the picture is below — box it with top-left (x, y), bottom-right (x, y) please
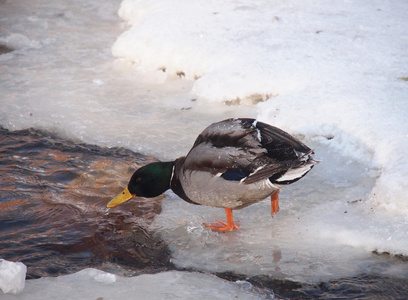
top-left (136, 177), bottom-right (142, 183)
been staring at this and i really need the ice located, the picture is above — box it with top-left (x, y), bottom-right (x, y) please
top-left (1, 0), bottom-right (408, 292)
top-left (2, 269), bottom-right (265, 300)
top-left (0, 0), bottom-right (252, 160)
top-left (150, 142), bottom-right (408, 282)
top-left (94, 272), bottom-right (117, 284)
top-left (0, 259), bottom-right (27, 295)
top-left (0, 33), bottom-right (41, 50)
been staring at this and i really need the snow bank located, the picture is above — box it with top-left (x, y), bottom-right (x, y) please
top-left (2, 269), bottom-right (264, 300)
top-left (112, 0), bottom-right (306, 103)
top-left (0, 259), bottom-right (27, 294)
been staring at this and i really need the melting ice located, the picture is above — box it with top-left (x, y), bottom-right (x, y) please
top-left (1, 263), bottom-right (263, 299)
top-left (1, 0), bottom-right (408, 296)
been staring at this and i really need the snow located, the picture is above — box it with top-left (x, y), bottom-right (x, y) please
top-left (0, 259), bottom-right (26, 294)
top-left (2, 268), bottom-right (264, 300)
top-left (112, 0), bottom-right (306, 103)
top-left (1, 0), bottom-right (408, 295)
top-left (111, 0), bottom-right (408, 268)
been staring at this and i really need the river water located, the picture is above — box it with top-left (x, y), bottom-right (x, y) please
top-left (0, 127), bottom-right (171, 278)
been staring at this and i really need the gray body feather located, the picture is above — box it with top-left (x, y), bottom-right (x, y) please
top-left (170, 118), bottom-right (316, 209)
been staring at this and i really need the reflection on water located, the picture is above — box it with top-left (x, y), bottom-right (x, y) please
top-left (1, 127), bottom-right (408, 298)
top-left (0, 127), bottom-right (172, 278)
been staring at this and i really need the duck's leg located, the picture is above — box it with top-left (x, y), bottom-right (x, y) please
top-left (204, 208), bottom-right (240, 231)
top-left (271, 189), bottom-right (280, 216)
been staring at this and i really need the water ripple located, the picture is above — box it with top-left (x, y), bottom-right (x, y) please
top-left (0, 127), bottom-right (171, 278)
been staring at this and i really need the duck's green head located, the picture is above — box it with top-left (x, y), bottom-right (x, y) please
top-left (107, 161), bottom-right (174, 208)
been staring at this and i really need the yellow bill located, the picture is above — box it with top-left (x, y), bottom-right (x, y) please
top-left (107, 187), bottom-right (135, 208)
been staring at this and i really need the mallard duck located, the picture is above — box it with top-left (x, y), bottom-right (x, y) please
top-left (107, 118), bottom-right (317, 231)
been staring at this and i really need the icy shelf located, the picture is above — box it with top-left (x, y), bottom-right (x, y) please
top-left (2, 268), bottom-right (265, 300)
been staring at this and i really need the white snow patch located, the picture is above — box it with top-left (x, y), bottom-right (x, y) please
top-left (0, 259), bottom-right (27, 295)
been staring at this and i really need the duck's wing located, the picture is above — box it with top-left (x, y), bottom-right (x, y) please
top-left (183, 118), bottom-right (263, 175)
top-left (242, 119), bottom-right (316, 185)
top-left (182, 118), bottom-right (316, 185)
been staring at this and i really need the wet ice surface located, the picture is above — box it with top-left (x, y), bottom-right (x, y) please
top-left (151, 140), bottom-right (408, 283)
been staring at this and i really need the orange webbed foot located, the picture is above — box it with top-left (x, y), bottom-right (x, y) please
top-left (204, 208), bottom-right (240, 231)
top-left (204, 221), bottom-right (240, 231)
top-left (271, 189), bottom-right (280, 217)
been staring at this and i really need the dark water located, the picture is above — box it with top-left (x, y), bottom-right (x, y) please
top-left (0, 127), bottom-right (172, 278)
top-left (1, 127), bottom-right (407, 299)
